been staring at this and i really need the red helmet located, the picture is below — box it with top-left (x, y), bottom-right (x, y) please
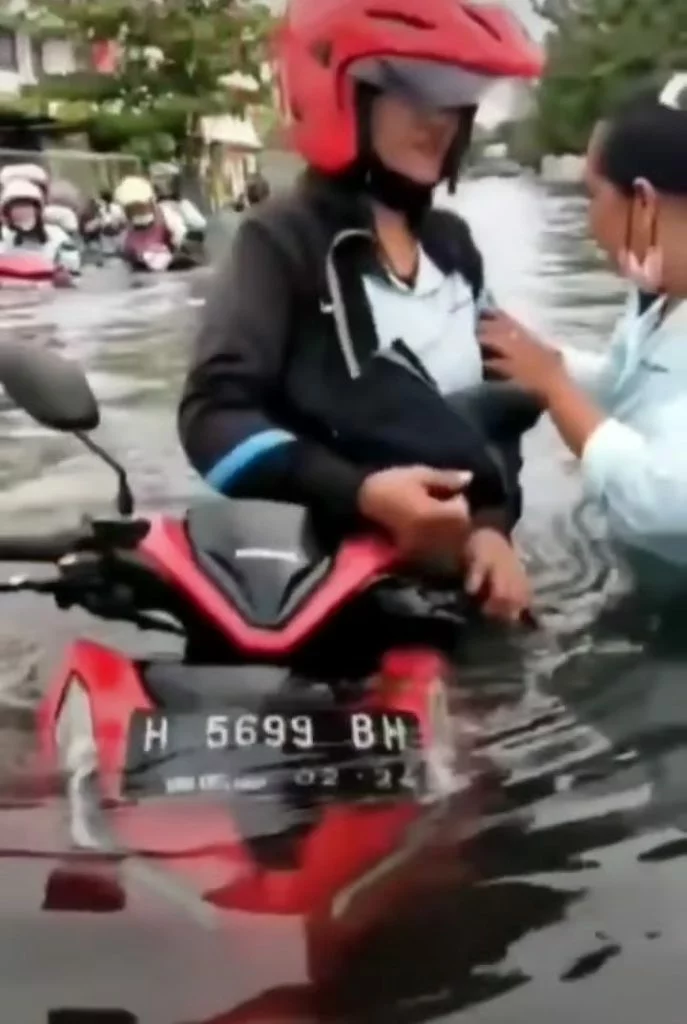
top-left (274, 0), bottom-right (543, 173)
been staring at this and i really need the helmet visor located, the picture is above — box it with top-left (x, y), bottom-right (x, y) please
top-left (348, 56), bottom-right (493, 110)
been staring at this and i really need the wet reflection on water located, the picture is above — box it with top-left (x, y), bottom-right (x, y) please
top-left (0, 179), bottom-right (684, 1023)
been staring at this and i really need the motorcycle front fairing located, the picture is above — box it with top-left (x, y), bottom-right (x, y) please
top-left (37, 500), bottom-right (464, 919)
top-left (40, 639), bottom-right (454, 913)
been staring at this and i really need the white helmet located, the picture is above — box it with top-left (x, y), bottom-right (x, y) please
top-left (45, 203), bottom-right (79, 234)
top-left (0, 178), bottom-right (44, 209)
top-left (0, 163), bottom-right (49, 191)
top-left (114, 176), bottom-right (154, 207)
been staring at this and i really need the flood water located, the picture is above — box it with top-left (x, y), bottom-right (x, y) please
top-left (1, 177), bottom-right (686, 1023)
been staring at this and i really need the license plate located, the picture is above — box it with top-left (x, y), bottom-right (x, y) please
top-left (133, 708), bottom-right (415, 755)
top-left (124, 707), bottom-right (422, 800)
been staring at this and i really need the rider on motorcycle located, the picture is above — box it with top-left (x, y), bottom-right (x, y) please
top-left (0, 177), bottom-right (81, 279)
top-left (114, 175), bottom-right (188, 268)
top-left (80, 187), bottom-right (126, 243)
top-left (0, 163), bottom-right (81, 238)
top-left (152, 167), bottom-right (207, 240)
top-left (178, 0), bottom-right (543, 622)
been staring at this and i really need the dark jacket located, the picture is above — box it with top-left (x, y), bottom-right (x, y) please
top-left (178, 173), bottom-right (539, 530)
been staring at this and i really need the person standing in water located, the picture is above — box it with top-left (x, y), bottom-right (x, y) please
top-left (478, 74), bottom-right (687, 570)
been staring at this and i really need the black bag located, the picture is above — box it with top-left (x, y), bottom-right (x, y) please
top-left (325, 342), bottom-right (514, 511)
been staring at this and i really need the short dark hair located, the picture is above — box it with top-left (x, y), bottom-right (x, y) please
top-left (597, 73), bottom-right (687, 196)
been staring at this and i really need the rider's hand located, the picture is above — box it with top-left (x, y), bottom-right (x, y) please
top-left (358, 466), bottom-right (473, 562)
top-left (464, 527), bottom-right (531, 622)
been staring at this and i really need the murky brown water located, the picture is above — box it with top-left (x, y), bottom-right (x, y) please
top-left (0, 178), bottom-right (685, 1024)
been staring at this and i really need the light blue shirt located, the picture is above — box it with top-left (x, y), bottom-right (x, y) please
top-left (562, 291), bottom-right (687, 565)
top-left (363, 249), bottom-right (483, 394)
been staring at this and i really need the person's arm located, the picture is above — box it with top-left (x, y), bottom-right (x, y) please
top-left (582, 411), bottom-right (687, 545)
top-left (546, 377), bottom-right (687, 545)
top-left (178, 215), bottom-right (369, 520)
top-left (559, 292), bottom-right (639, 397)
top-left (480, 281), bottom-right (618, 398)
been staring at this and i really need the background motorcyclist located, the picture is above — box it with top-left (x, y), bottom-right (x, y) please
top-left (0, 164), bottom-right (82, 240)
top-left (114, 175), bottom-right (188, 269)
top-left (152, 167), bottom-right (208, 241)
top-left (81, 187), bottom-right (126, 241)
top-left (0, 177), bottom-right (82, 282)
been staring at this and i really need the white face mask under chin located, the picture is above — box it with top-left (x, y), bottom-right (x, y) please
top-left (131, 213), bottom-right (154, 228)
top-left (619, 248), bottom-right (664, 294)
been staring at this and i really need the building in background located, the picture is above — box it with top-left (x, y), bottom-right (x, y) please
top-left (0, 9), bottom-right (272, 198)
top-left (90, 42), bottom-right (265, 207)
top-left (0, 21), bottom-right (82, 150)
top-left (0, 24), bottom-right (77, 94)
top-left (0, 22), bottom-right (139, 183)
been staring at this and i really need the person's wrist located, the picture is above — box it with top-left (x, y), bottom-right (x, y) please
top-left (462, 524), bottom-right (509, 565)
top-left (538, 359), bottom-right (570, 403)
top-left (466, 525), bottom-right (510, 551)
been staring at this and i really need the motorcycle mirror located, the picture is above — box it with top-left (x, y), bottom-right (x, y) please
top-left (0, 344), bottom-right (135, 516)
top-left (0, 343), bottom-right (99, 432)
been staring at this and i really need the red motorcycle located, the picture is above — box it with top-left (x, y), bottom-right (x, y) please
top-left (0, 253), bottom-right (71, 288)
top-left (0, 344), bottom-right (468, 920)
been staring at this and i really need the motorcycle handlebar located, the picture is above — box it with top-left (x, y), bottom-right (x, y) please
top-left (0, 527), bottom-right (89, 563)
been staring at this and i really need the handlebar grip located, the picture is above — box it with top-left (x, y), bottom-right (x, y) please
top-left (0, 527), bottom-right (86, 563)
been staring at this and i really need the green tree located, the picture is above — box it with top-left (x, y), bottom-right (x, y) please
top-left (10, 0), bottom-right (273, 165)
top-left (531, 0), bottom-right (687, 154)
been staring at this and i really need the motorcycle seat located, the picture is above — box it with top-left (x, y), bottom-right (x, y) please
top-left (185, 499), bottom-right (335, 629)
